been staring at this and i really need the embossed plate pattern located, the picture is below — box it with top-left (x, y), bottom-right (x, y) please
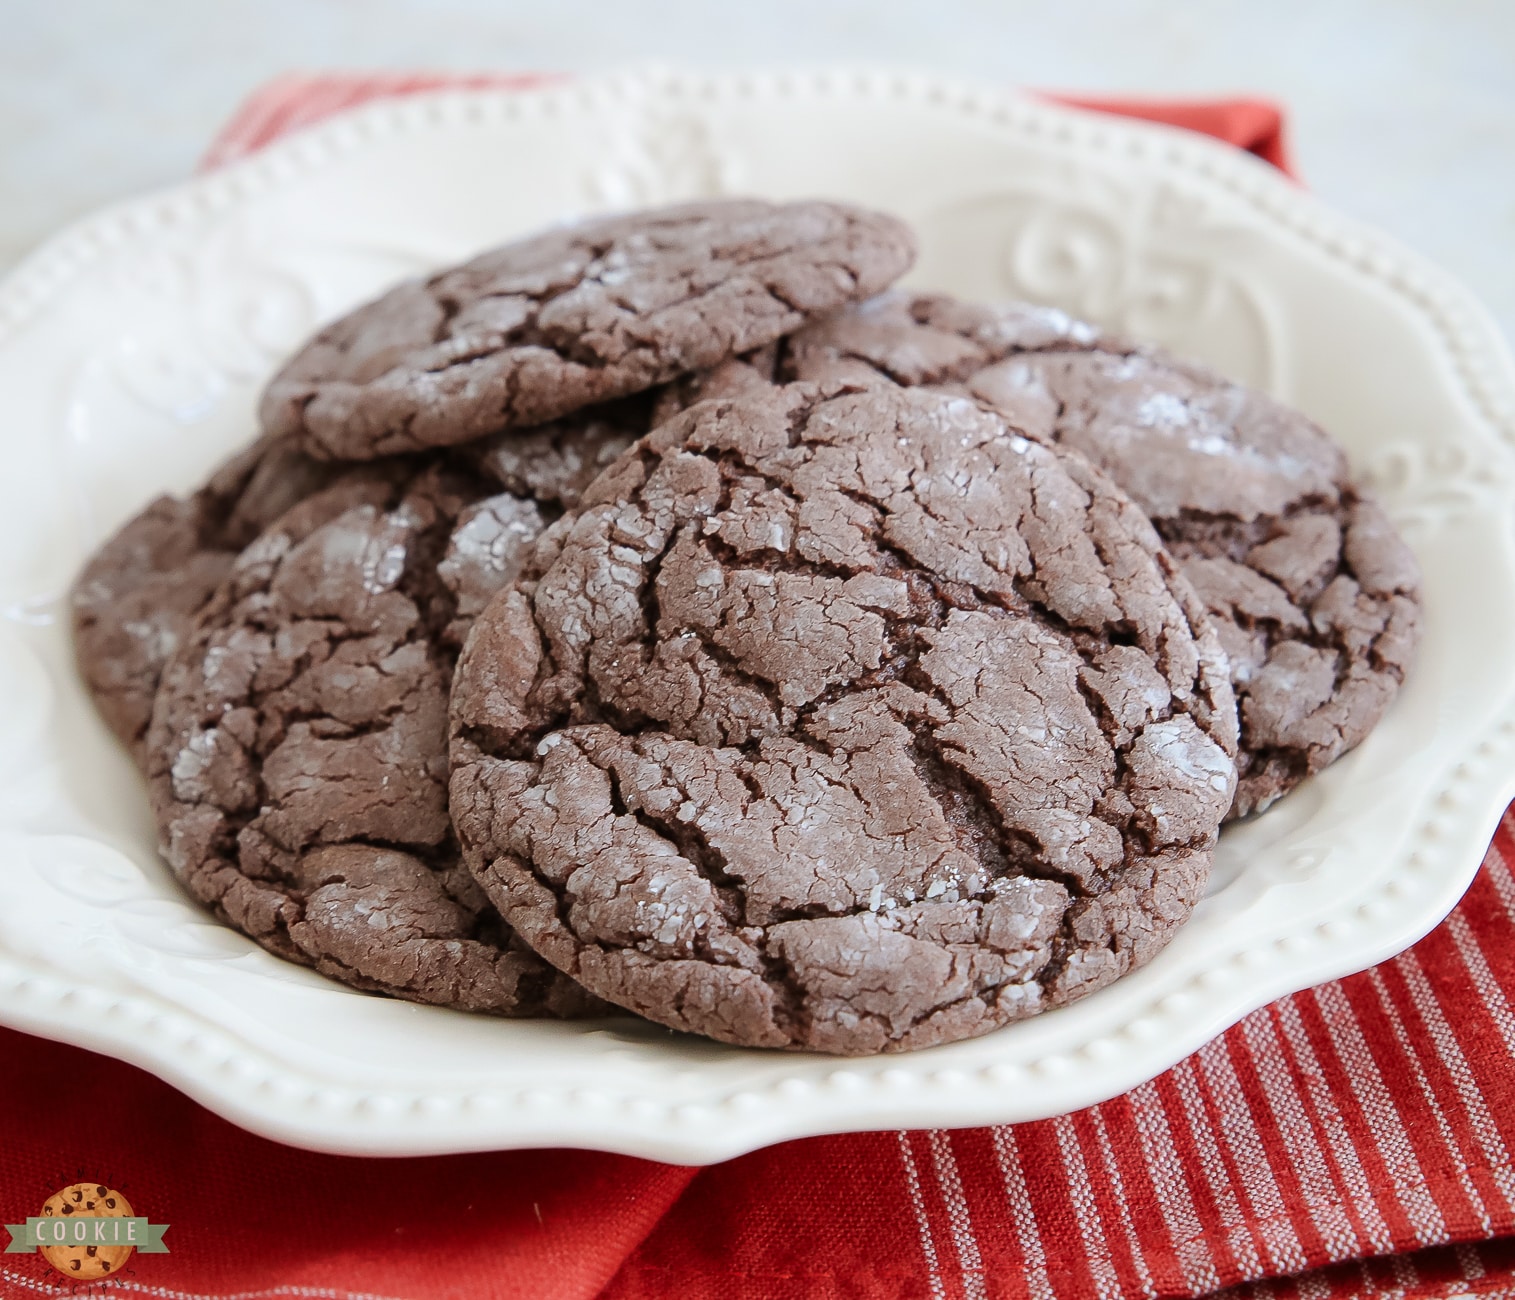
top-left (2, 70), bottom-right (1514, 1161)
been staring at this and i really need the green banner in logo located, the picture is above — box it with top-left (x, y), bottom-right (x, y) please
top-left (5, 1217), bottom-right (169, 1253)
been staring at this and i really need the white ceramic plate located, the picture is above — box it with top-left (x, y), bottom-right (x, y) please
top-left (2, 69), bottom-right (1513, 1163)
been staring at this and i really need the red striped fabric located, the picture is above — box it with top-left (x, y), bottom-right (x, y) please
top-left (0, 75), bottom-right (1505, 1300)
top-left (604, 816), bottom-right (1515, 1300)
top-left (199, 71), bottom-right (567, 169)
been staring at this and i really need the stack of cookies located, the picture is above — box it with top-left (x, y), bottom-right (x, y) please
top-left (72, 200), bottom-right (1422, 1055)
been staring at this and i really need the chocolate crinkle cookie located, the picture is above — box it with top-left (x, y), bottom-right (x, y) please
top-left (145, 459), bottom-right (603, 1015)
top-left (449, 382), bottom-right (1239, 1054)
top-left (74, 405), bottom-right (650, 767)
top-left (780, 292), bottom-right (1423, 816)
top-left (70, 436), bottom-right (337, 762)
top-left (259, 199), bottom-right (917, 462)
top-left (464, 396), bottom-right (648, 509)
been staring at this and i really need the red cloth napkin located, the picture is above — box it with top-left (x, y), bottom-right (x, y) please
top-left (2, 78), bottom-right (1506, 1300)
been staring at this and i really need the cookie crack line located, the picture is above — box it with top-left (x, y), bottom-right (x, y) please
top-left (600, 756), bottom-right (748, 932)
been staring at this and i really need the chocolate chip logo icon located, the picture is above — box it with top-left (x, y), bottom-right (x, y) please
top-left (5, 1182), bottom-right (169, 1279)
top-left (38, 1184), bottom-right (134, 1280)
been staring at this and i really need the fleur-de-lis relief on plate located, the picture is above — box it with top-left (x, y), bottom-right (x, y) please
top-left (14, 838), bottom-right (270, 971)
top-left (588, 112), bottom-right (736, 208)
top-left (0, 630), bottom-right (54, 760)
top-left (92, 224), bottom-right (442, 414)
top-left (31, 838), bottom-right (162, 911)
top-left (1361, 438), bottom-right (1515, 534)
top-left (101, 236), bottom-right (310, 391)
top-left (914, 175), bottom-right (1283, 392)
top-left (61, 230), bottom-right (443, 551)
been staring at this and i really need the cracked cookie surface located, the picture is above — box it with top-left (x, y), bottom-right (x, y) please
top-left (74, 411), bottom-right (645, 767)
top-left (71, 436), bottom-right (337, 762)
top-left (449, 382), bottom-right (1238, 1053)
top-left (145, 458), bottom-right (603, 1014)
top-left (259, 199), bottom-right (916, 462)
top-left (782, 292), bottom-right (1423, 816)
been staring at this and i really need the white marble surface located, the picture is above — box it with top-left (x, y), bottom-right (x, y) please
top-left (3, 0), bottom-right (1514, 345)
